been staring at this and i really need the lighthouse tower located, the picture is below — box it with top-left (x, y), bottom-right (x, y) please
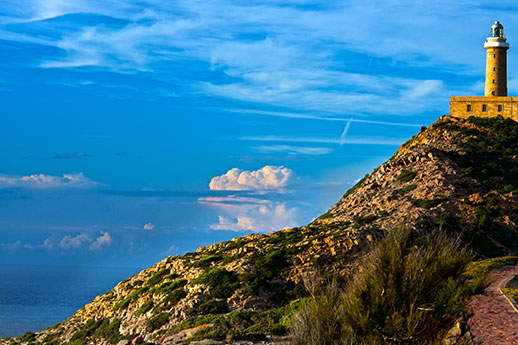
top-left (450, 21), bottom-right (517, 120)
top-left (485, 21), bottom-right (509, 97)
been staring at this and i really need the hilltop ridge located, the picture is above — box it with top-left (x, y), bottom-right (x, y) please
top-left (5, 115), bottom-right (518, 345)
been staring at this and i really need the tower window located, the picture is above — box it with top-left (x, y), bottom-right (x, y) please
top-left (482, 104), bottom-right (487, 112)
top-left (493, 67), bottom-right (496, 71)
top-left (498, 105), bottom-right (503, 112)
top-left (493, 79), bottom-right (495, 84)
top-left (467, 104), bottom-right (472, 112)
top-left (494, 54), bottom-right (496, 58)
top-left (492, 91), bottom-right (496, 96)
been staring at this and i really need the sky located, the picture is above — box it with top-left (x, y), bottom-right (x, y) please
top-left (1, 0), bottom-right (517, 269)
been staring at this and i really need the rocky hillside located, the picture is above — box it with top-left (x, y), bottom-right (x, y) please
top-left (4, 115), bottom-right (518, 345)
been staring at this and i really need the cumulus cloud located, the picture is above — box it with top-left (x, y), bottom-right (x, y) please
top-left (144, 222), bottom-right (155, 230)
top-left (209, 202), bottom-right (298, 232)
top-left (209, 166), bottom-right (293, 191)
top-left (0, 172), bottom-right (97, 189)
top-left (89, 232), bottom-right (112, 251)
top-left (58, 233), bottom-right (91, 249)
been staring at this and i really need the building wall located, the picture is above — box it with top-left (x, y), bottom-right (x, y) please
top-left (485, 47), bottom-right (508, 96)
top-left (450, 96), bottom-right (518, 121)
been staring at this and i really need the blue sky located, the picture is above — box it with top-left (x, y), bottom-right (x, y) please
top-left (1, 0), bottom-right (517, 268)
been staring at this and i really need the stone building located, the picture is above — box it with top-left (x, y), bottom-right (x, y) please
top-left (450, 21), bottom-right (518, 120)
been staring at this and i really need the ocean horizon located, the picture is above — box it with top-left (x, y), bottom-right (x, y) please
top-left (0, 264), bottom-right (140, 338)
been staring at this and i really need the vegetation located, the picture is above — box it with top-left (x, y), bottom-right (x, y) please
top-left (147, 268), bottom-right (171, 286)
top-left (290, 228), bottom-right (476, 345)
top-left (136, 299), bottom-right (154, 316)
top-left (197, 300), bottom-right (229, 315)
top-left (397, 170), bottom-right (417, 182)
top-left (192, 268), bottom-right (239, 298)
top-left (146, 313), bottom-right (170, 332)
top-left (393, 184), bottom-right (417, 195)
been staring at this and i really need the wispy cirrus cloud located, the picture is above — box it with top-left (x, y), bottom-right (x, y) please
top-left (0, 0), bottom-right (500, 115)
top-left (252, 145), bottom-right (333, 156)
top-left (242, 135), bottom-right (406, 146)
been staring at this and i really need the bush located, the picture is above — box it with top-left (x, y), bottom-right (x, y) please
top-left (136, 299), bottom-right (153, 316)
top-left (192, 255), bottom-right (223, 268)
top-left (193, 268), bottom-right (239, 298)
top-left (147, 268), bottom-right (170, 286)
top-left (393, 184), bottom-right (417, 196)
top-left (290, 228), bottom-right (475, 345)
top-left (397, 170), bottom-right (417, 182)
top-left (290, 274), bottom-right (347, 345)
top-left (198, 300), bottom-right (229, 314)
top-left (146, 313), bottom-right (169, 331)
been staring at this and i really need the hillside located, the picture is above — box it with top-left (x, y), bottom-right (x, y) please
top-left (5, 115), bottom-right (518, 345)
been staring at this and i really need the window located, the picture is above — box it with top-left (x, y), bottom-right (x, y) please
top-left (494, 67), bottom-right (496, 71)
top-left (467, 104), bottom-right (472, 112)
top-left (482, 104), bottom-right (487, 112)
top-left (494, 54), bottom-right (496, 58)
top-left (492, 91), bottom-right (496, 96)
top-left (493, 79), bottom-right (495, 84)
top-left (498, 105), bottom-right (503, 112)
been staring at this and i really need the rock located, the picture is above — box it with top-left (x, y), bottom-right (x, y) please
top-left (117, 341), bottom-right (130, 345)
top-left (132, 335), bottom-right (144, 344)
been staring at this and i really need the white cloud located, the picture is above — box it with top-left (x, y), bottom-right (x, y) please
top-left (209, 166), bottom-right (293, 191)
top-left (58, 233), bottom-right (91, 249)
top-left (144, 222), bottom-right (155, 230)
top-left (89, 232), bottom-right (112, 251)
top-left (209, 202), bottom-right (297, 232)
top-left (253, 145), bottom-right (333, 156)
top-left (0, 0), bottom-right (494, 115)
top-left (242, 135), bottom-right (405, 146)
top-left (0, 240), bottom-right (22, 251)
top-left (0, 172), bottom-right (97, 189)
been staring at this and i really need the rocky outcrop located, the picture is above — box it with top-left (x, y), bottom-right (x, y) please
top-left (5, 115), bottom-right (518, 345)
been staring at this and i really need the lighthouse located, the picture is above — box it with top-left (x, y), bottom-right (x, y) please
top-left (450, 21), bottom-right (517, 120)
top-left (484, 21), bottom-right (509, 97)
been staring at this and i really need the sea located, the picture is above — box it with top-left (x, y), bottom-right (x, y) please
top-left (0, 264), bottom-right (140, 338)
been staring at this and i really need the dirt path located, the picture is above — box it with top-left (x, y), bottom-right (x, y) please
top-left (468, 265), bottom-right (518, 344)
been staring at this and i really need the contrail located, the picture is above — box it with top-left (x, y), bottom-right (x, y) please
top-left (340, 119), bottom-right (352, 146)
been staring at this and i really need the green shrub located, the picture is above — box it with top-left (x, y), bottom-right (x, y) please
top-left (136, 299), bottom-right (153, 316)
top-left (342, 228), bottom-right (473, 344)
top-left (397, 170), bottom-right (417, 182)
top-left (354, 215), bottom-right (377, 226)
top-left (193, 268), bottom-right (239, 298)
top-left (147, 268), bottom-right (170, 286)
top-left (393, 184), bottom-right (417, 195)
top-left (192, 255), bottom-right (223, 268)
top-left (502, 288), bottom-right (518, 304)
top-left (411, 198), bottom-right (444, 208)
top-left (154, 279), bottom-right (187, 294)
top-left (290, 228), bottom-right (475, 345)
top-left (252, 250), bottom-right (288, 279)
top-left (197, 300), bottom-right (229, 315)
top-left (19, 332), bottom-right (36, 342)
top-left (146, 313), bottom-right (170, 332)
